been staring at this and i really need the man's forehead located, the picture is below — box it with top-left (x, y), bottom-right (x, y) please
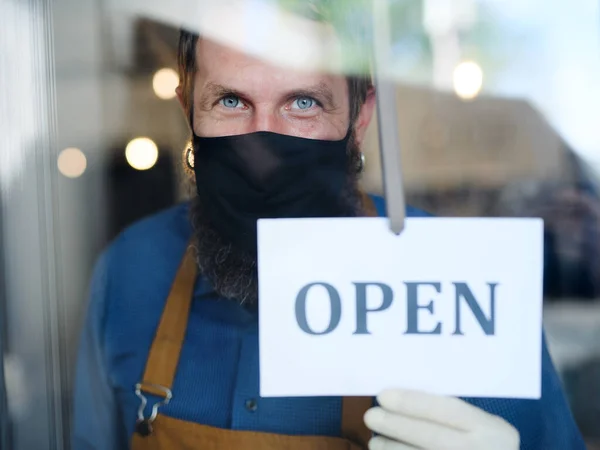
top-left (195, 38), bottom-right (343, 87)
top-left (187, 0), bottom-right (344, 74)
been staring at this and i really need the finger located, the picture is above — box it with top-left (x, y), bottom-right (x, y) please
top-left (376, 390), bottom-right (496, 430)
top-left (368, 436), bottom-right (419, 450)
top-left (364, 406), bottom-right (466, 450)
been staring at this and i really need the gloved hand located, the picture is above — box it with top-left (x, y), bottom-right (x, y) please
top-left (363, 389), bottom-right (520, 450)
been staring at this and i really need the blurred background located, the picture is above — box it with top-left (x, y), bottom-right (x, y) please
top-left (1, 0), bottom-right (599, 448)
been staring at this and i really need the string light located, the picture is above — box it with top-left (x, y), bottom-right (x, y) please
top-left (125, 137), bottom-right (158, 171)
top-left (152, 68), bottom-right (178, 100)
top-left (453, 61), bottom-right (483, 100)
top-left (57, 147), bottom-right (87, 178)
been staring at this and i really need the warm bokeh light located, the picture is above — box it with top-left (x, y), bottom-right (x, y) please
top-left (453, 61), bottom-right (483, 100)
top-left (152, 68), bottom-right (178, 100)
top-left (57, 147), bottom-right (87, 178)
top-left (125, 137), bottom-right (158, 171)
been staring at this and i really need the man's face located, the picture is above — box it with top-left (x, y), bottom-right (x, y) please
top-left (191, 38), bottom-right (352, 140)
top-left (184, 36), bottom-right (374, 305)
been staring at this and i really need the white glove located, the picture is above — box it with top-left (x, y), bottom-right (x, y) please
top-left (363, 389), bottom-right (520, 450)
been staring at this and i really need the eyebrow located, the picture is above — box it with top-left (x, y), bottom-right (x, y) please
top-left (288, 82), bottom-right (336, 109)
top-left (197, 82), bottom-right (241, 110)
top-left (198, 81), bottom-right (338, 110)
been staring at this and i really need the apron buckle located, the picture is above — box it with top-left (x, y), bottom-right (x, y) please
top-left (134, 382), bottom-right (173, 437)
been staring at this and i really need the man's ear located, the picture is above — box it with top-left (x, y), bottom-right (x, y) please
top-left (353, 87), bottom-right (376, 146)
top-left (176, 83), bottom-right (194, 130)
top-left (176, 84), bottom-right (186, 111)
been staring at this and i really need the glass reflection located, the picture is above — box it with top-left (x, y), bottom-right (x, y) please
top-left (0, 0), bottom-right (599, 448)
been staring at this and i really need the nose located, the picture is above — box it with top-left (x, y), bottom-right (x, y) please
top-left (249, 105), bottom-right (284, 134)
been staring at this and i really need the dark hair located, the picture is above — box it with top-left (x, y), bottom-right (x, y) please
top-left (177, 18), bottom-right (373, 125)
top-left (177, 30), bottom-right (200, 120)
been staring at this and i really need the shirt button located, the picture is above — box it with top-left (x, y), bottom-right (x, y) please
top-left (245, 398), bottom-right (258, 412)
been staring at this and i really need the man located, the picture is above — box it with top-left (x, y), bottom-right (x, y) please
top-left (72, 6), bottom-right (585, 450)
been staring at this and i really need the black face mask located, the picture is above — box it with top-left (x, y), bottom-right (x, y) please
top-left (193, 131), bottom-right (354, 255)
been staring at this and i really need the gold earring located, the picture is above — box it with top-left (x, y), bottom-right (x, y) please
top-left (186, 146), bottom-right (194, 170)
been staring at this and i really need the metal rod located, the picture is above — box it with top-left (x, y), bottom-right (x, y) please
top-left (372, 0), bottom-right (406, 234)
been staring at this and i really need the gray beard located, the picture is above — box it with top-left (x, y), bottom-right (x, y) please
top-left (189, 136), bottom-right (364, 305)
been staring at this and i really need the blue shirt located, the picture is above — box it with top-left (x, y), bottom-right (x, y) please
top-left (72, 196), bottom-right (585, 450)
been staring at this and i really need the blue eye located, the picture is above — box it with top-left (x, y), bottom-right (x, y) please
top-left (220, 95), bottom-right (243, 108)
top-left (292, 97), bottom-right (316, 110)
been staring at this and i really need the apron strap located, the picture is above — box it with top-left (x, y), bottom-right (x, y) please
top-left (360, 191), bottom-right (379, 217)
top-left (341, 397), bottom-right (373, 448)
top-left (139, 245), bottom-right (197, 398)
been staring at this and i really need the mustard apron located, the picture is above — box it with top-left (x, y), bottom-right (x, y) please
top-left (131, 195), bottom-right (377, 449)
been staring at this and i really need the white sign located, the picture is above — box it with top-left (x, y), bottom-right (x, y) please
top-left (257, 217), bottom-right (543, 399)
